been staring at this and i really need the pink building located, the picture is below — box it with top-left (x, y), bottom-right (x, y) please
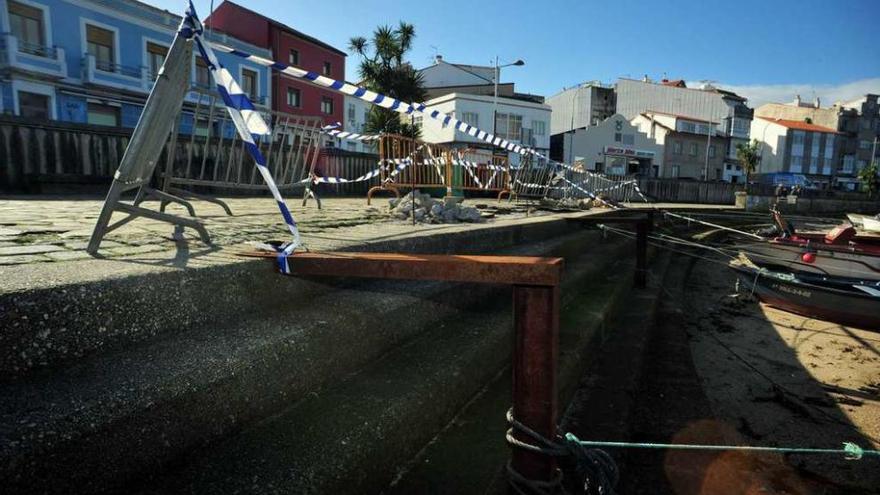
top-left (207, 1), bottom-right (346, 126)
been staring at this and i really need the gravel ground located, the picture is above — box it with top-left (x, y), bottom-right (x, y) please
top-left (620, 255), bottom-right (880, 494)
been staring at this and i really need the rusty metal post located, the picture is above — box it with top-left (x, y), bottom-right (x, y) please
top-left (635, 218), bottom-right (648, 288)
top-left (511, 284), bottom-right (559, 484)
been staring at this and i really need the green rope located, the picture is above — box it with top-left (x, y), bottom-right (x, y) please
top-left (564, 433), bottom-right (878, 461)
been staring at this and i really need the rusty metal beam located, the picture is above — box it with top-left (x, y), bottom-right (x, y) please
top-left (512, 284), bottom-right (559, 483)
top-left (242, 251), bottom-right (563, 287)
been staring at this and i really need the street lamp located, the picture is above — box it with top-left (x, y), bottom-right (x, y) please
top-left (492, 57), bottom-right (525, 145)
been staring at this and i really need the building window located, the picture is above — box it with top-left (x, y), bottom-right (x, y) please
top-left (241, 68), bottom-right (257, 100)
top-left (689, 143), bottom-right (698, 156)
top-left (809, 156), bottom-right (818, 173)
top-left (672, 141), bottom-right (682, 155)
top-left (859, 139), bottom-right (872, 150)
top-left (87, 102), bottom-right (119, 127)
top-left (842, 155), bottom-right (855, 173)
top-left (495, 113), bottom-right (522, 141)
top-left (708, 145), bottom-right (716, 158)
top-left (347, 103), bottom-right (355, 122)
top-left (18, 91), bottom-right (50, 120)
top-left (790, 156), bottom-right (803, 173)
top-left (462, 112), bottom-right (479, 127)
top-left (857, 159), bottom-right (867, 171)
top-left (287, 87), bottom-right (301, 108)
top-left (195, 57), bottom-right (210, 88)
top-left (532, 120), bottom-right (546, 136)
top-left (8, 1), bottom-right (45, 54)
top-left (622, 134), bottom-right (634, 145)
top-left (614, 132), bottom-right (621, 142)
top-left (321, 97), bottom-right (334, 114)
top-left (671, 165), bottom-right (680, 177)
top-left (413, 115), bottom-right (423, 129)
top-left (824, 134), bottom-right (834, 158)
top-left (86, 24), bottom-right (115, 72)
top-left (822, 158), bottom-right (833, 175)
top-left (323, 62), bottom-right (331, 76)
top-left (289, 49), bottom-right (299, 66)
top-left (146, 42), bottom-right (168, 79)
top-left (678, 121), bottom-right (696, 133)
top-left (792, 130), bottom-right (805, 145)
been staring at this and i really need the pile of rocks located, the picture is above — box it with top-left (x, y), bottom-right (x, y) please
top-left (389, 190), bottom-right (484, 223)
top-left (539, 197), bottom-right (593, 210)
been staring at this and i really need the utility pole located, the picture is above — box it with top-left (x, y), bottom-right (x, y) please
top-left (703, 121), bottom-right (712, 181)
top-left (491, 57), bottom-right (525, 148)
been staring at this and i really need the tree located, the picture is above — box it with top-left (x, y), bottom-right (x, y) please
top-left (858, 161), bottom-right (879, 197)
top-left (348, 22), bottom-right (427, 138)
top-left (735, 139), bottom-right (761, 191)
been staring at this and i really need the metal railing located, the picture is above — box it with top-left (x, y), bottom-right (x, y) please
top-left (159, 90), bottom-right (325, 213)
top-left (90, 58), bottom-right (144, 79)
top-left (16, 39), bottom-right (57, 58)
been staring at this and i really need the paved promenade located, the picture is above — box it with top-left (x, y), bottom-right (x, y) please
top-left (0, 196), bottom-right (549, 266)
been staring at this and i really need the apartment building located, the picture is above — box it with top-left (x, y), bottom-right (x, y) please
top-left (750, 117), bottom-right (840, 189)
top-left (416, 92), bottom-right (551, 159)
top-left (754, 94), bottom-right (878, 189)
top-left (0, 0), bottom-right (271, 128)
top-left (416, 56), bottom-right (550, 160)
top-left (632, 111), bottom-right (729, 181)
top-left (206, 0), bottom-right (346, 127)
top-left (617, 78), bottom-right (752, 181)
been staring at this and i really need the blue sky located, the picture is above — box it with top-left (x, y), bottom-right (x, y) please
top-left (145, 0), bottom-right (880, 106)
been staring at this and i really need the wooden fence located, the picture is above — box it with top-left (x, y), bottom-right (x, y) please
top-left (0, 116), bottom-right (130, 192)
top-left (0, 116), bottom-right (380, 195)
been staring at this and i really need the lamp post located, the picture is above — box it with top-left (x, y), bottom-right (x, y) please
top-left (492, 57), bottom-right (525, 147)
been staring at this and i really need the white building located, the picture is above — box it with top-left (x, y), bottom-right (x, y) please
top-left (342, 94), bottom-right (376, 153)
top-left (559, 113), bottom-right (663, 176)
top-left (418, 56), bottom-right (495, 88)
top-left (416, 92), bottom-right (551, 159)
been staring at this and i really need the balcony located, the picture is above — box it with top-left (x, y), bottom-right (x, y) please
top-left (0, 33), bottom-right (67, 78)
top-left (83, 53), bottom-right (150, 92)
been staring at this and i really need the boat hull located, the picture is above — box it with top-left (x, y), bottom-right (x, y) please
top-left (732, 265), bottom-right (880, 330)
top-left (739, 240), bottom-right (880, 281)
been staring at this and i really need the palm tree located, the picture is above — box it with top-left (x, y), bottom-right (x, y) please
top-left (348, 22), bottom-right (427, 138)
top-left (735, 139), bottom-right (761, 191)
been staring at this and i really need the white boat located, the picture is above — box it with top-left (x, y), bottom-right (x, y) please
top-left (847, 213), bottom-right (880, 233)
top-left (864, 216), bottom-right (880, 233)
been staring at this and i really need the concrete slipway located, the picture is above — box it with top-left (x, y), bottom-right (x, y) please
top-left (0, 200), bottom-right (684, 494)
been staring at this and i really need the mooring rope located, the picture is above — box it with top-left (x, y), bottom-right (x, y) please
top-left (506, 407), bottom-right (877, 495)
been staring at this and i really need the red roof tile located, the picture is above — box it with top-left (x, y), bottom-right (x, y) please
top-left (756, 117), bottom-right (841, 134)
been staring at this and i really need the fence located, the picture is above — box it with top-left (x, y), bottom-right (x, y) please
top-left (0, 115), bottom-right (129, 191)
top-left (158, 92), bottom-right (325, 211)
top-left (636, 178), bottom-right (738, 204)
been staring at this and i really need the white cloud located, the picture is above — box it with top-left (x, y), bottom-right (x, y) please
top-left (687, 78), bottom-right (880, 108)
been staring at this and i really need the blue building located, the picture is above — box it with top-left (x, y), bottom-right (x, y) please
top-left (0, 0), bottom-right (271, 128)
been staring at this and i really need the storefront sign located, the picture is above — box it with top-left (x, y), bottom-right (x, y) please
top-left (604, 146), bottom-right (655, 159)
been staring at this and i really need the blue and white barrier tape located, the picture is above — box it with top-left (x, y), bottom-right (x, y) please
top-left (183, 3), bottom-right (300, 271)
